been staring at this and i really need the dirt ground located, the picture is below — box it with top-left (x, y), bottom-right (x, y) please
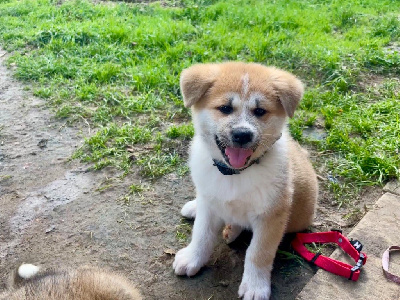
top-left (0, 48), bottom-right (383, 299)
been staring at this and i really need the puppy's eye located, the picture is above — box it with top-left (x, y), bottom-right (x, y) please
top-left (218, 105), bottom-right (233, 115)
top-left (253, 108), bottom-right (267, 117)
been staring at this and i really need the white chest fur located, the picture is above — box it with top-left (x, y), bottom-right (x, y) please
top-left (189, 132), bottom-right (290, 227)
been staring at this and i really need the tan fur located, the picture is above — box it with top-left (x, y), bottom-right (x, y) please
top-left (181, 62), bottom-right (303, 117)
top-left (286, 139), bottom-right (318, 232)
top-left (180, 63), bottom-right (220, 108)
top-left (0, 265), bottom-right (142, 300)
top-left (252, 190), bottom-right (292, 268)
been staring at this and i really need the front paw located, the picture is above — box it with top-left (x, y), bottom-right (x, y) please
top-left (181, 200), bottom-right (197, 219)
top-left (173, 246), bottom-right (203, 277)
top-left (238, 274), bottom-right (271, 300)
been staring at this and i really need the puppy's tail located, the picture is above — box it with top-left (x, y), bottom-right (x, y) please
top-left (9, 264), bottom-right (40, 288)
top-left (18, 264), bottom-right (40, 279)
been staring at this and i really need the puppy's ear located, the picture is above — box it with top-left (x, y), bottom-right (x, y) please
top-left (180, 64), bottom-right (219, 108)
top-left (271, 70), bottom-right (304, 118)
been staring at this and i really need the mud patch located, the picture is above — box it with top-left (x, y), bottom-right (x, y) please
top-left (10, 170), bottom-right (92, 234)
top-left (303, 127), bottom-right (327, 141)
top-left (1, 169), bottom-right (93, 259)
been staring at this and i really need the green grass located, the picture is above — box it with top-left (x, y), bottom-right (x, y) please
top-left (0, 0), bottom-right (399, 204)
top-left (176, 218), bottom-right (193, 243)
top-left (0, 174), bottom-right (13, 182)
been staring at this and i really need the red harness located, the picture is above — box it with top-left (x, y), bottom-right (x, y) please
top-left (291, 230), bottom-right (367, 281)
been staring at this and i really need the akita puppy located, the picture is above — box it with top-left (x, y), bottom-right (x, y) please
top-left (0, 263), bottom-right (142, 300)
top-left (173, 62), bottom-right (318, 300)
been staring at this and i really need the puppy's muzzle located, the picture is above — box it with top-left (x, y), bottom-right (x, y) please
top-left (231, 128), bottom-right (254, 147)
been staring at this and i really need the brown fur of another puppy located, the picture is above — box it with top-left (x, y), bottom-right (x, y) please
top-left (0, 265), bottom-right (142, 300)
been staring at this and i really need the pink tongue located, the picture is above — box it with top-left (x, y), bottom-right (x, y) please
top-left (225, 147), bottom-right (254, 169)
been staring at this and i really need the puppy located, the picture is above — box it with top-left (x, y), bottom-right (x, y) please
top-left (0, 263), bottom-right (142, 300)
top-left (173, 62), bottom-right (318, 300)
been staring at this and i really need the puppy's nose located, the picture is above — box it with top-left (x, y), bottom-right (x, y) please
top-left (231, 128), bottom-right (253, 146)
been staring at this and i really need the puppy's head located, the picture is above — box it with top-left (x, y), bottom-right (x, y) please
top-left (181, 62), bottom-right (303, 169)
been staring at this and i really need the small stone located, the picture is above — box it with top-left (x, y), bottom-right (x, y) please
top-left (37, 139), bottom-right (48, 149)
top-left (219, 280), bottom-right (230, 287)
top-left (383, 180), bottom-right (400, 196)
top-left (45, 225), bottom-right (56, 234)
top-left (163, 249), bottom-right (176, 255)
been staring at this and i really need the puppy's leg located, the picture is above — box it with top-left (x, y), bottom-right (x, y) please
top-left (181, 199), bottom-right (197, 219)
top-left (238, 206), bottom-right (289, 300)
top-left (222, 224), bottom-right (243, 244)
top-left (174, 198), bottom-right (223, 276)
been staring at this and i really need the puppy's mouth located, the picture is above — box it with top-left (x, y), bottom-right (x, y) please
top-left (215, 136), bottom-right (254, 169)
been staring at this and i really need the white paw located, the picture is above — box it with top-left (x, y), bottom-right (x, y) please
top-left (222, 224), bottom-right (242, 244)
top-left (239, 281), bottom-right (271, 300)
top-left (173, 246), bottom-right (203, 277)
top-left (181, 200), bottom-right (196, 219)
top-left (238, 267), bottom-right (271, 300)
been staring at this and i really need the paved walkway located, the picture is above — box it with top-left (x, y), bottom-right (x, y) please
top-left (297, 181), bottom-right (400, 300)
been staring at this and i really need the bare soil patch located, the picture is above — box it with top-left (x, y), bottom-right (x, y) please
top-left (0, 48), bottom-right (382, 299)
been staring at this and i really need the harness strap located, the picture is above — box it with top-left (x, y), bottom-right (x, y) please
top-left (382, 246), bottom-right (400, 284)
top-left (291, 231), bottom-right (367, 281)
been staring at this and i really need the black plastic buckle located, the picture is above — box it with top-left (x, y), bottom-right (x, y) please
top-left (350, 239), bottom-right (363, 253)
top-left (349, 253), bottom-right (366, 280)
